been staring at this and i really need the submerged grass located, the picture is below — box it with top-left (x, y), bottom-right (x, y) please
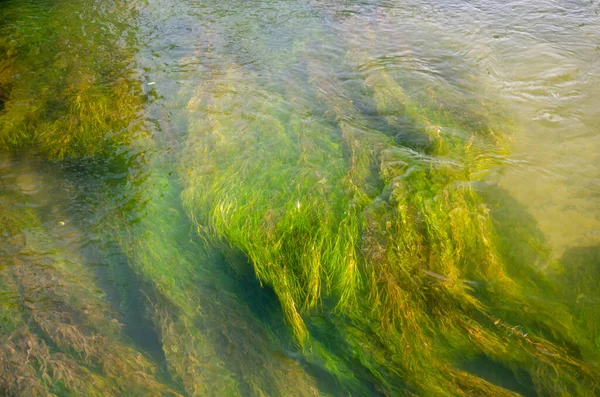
top-left (0, 174), bottom-right (176, 396)
top-left (555, 245), bottom-right (600, 351)
top-left (180, 48), bottom-right (600, 394)
top-left (0, 0), bottom-right (143, 160)
top-left (182, 65), bottom-right (359, 341)
top-left (97, 132), bottom-right (323, 396)
top-left (1, 0), bottom-right (598, 394)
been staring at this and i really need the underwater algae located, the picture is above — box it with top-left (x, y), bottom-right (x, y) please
top-left (96, 130), bottom-right (324, 396)
top-left (0, 0), bottom-right (599, 394)
top-left (182, 64), bottom-right (361, 340)
top-left (310, 55), bottom-right (599, 396)
top-left (0, 0), bottom-right (143, 160)
top-left (0, 1), bottom-right (174, 392)
top-left (179, 45), bottom-right (600, 395)
top-left (555, 245), bottom-right (600, 350)
top-left (0, 172), bottom-right (177, 396)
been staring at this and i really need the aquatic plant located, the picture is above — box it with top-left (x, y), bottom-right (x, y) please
top-left (180, 49), bottom-right (600, 395)
top-left (182, 65), bottom-right (360, 339)
top-left (97, 138), bottom-right (323, 396)
top-left (555, 245), bottom-right (600, 350)
top-left (0, 176), bottom-right (176, 396)
top-left (1, 0), bottom-right (598, 394)
top-left (0, 0), bottom-right (143, 160)
top-left (303, 49), bottom-right (600, 395)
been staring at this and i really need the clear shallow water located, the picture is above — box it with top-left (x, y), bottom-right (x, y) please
top-left (1, 0), bottom-right (599, 395)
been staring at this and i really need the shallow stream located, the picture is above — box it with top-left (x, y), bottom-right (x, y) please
top-left (1, 0), bottom-right (599, 395)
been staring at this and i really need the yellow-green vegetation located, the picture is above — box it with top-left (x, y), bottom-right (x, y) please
top-left (2, 0), bottom-right (599, 394)
top-left (0, 0), bottom-right (143, 160)
top-left (555, 245), bottom-right (600, 350)
top-left (0, 176), bottom-right (176, 396)
top-left (101, 145), bottom-right (323, 396)
top-left (182, 65), bottom-right (361, 342)
top-left (180, 52), bottom-right (600, 394)
top-left (309, 54), bottom-right (599, 395)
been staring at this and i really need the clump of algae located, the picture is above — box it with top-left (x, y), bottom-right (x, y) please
top-left (0, 177), bottom-right (176, 396)
top-left (97, 132), bottom-right (323, 396)
top-left (180, 52), bottom-right (600, 394)
top-left (181, 65), bottom-right (361, 341)
top-left (554, 245), bottom-right (600, 351)
top-left (0, 0), bottom-right (143, 160)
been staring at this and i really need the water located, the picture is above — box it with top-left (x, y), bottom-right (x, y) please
top-left (1, 0), bottom-right (599, 395)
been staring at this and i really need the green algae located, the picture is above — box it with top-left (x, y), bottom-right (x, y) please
top-left (0, 0), bottom-right (144, 160)
top-left (179, 46), bottom-right (600, 395)
top-left (182, 65), bottom-right (360, 341)
top-left (96, 130), bottom-right (324, 396)
top-left (0, 172), bottom-right (176, 396)
top-left (0, 0), bottom-right (599, 395)
top-left (301, 49), bottom-right (600, 395)
top-left (555, 245), bottom-right (600, 351)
